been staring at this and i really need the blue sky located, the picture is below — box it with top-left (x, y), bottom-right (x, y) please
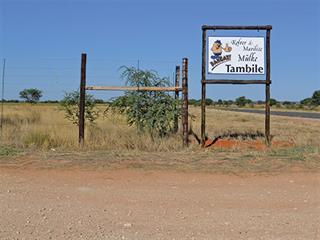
top-left (0, 0), bottom-right (319, 101)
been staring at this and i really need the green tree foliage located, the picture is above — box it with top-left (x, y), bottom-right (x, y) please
top-left (188, 99), bottom-right (201, 106)
top-left (205, 98), bottom-right (214, 105)
top-left (60, 91), bottom-right (99, 125)
top-left (269, 98), bottom-right (278, 106)
top-left (311, 90), bottom-right (320, 105)
top-left (107, 67), bottom-right (181, 138)
top-left (299, 90), bottom-right (319, 107)
top-left (224, 100), bottom-right (234, 106)
top-left (217, 99), bottom-right (223, 105)
top-left (19, 88), bottom-right (42, 103)
top-left (93, 99), bottom-right (105, 104)
top-left (235, 96), bottom-right (252, 107)
top-left (300, 97), bottom-right (312, 106)
top-left (282, 101), bottom-right (295, 106)
top-left (188, 99), bottom-right (213, 106)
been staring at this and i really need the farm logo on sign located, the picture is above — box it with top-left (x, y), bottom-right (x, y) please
top-left (210, 39), bottom-right (232, 70)
top-left (208, 37), bottom-right (265, 75)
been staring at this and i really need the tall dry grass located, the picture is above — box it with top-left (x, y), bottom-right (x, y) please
top-left (0, 103), bottom-right (183, 151)
top-left (0, 103), bottom-right (319, 152)
top-left (189, 106), bottom-right (320, 147)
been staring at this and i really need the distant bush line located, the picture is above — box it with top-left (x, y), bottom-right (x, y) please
top-left (2, 90), bottom-right (319, 110)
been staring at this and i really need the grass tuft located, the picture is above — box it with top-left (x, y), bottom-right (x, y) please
top-left (2, 110), bottom-right (41, 126)
top-left (0, 146), bottom-right (21, 157)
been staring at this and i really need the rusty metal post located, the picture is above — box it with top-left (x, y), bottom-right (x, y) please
top-left (201, 28), bottom-right (207, 147)
top-left (182, 58), bottom-right (189, 147)
top-left (79, 53), bottom-right (86, 145)
top-left (265, 29), bottom-right (271, 146)
top-left (174, 65), bottom-right (180, 133)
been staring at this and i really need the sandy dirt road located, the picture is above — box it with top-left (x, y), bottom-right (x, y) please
top-left (0, 168), bottom-right (319, 240)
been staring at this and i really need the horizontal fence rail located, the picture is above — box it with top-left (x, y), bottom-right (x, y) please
top-left (86, 86), bottom-right (182, 92)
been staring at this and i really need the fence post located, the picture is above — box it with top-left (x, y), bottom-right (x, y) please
top-left (174, 65), bottom-right (180, 133)
top-left (201, 28), bottom-right (207, 147)
top-left (182, 58), bottom-right (189, 147)
top-left (79, 53), bottom-right (86, 145)
top-left (265, 29), bottom-right (271, 146)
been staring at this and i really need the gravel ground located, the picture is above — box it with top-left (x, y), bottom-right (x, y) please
top-left (0, 168), bottom-right (319, 240)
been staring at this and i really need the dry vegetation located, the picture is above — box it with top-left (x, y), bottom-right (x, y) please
top-left (1, 103), bottom-right (320, 150)
top-left (0, 103), bottom-right (319, 172)
top-left (193, 106), bottom-right (320, 147)
top-left (0, 103), bottom-right (183, 151)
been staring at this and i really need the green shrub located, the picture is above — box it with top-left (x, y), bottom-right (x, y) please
top-left (107, 67), bottom-right (181, 138)
top-left (60, 91), bottom-right (99, 125)
top-left (0, 146), bottom-right (20, 156)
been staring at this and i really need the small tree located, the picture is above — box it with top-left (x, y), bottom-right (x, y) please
top-left (205, 98), bottom-right (214, 105)
top-left (60, 91), bottom-right (99, 125)
top-left (311, 90), bottom-right (320, 106)
top-left (300, 97), bottom-right (312, 106)
top-left (94, 99), bottom-right (105, 104)
top-left (235, 96), bottom-right (251, 107)
top-left (19, 88), bottom-right (42, 103)
top-left (107, 67), bottom-right (181, 138)
top-left (270, 98), bottom-right (278, 106)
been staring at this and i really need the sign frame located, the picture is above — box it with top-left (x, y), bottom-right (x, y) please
top-left (200, 25), bottom-right (272, 146)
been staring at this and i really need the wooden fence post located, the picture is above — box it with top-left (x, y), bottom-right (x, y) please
top-left (182, 58), bottom-right (189, 147)
top-left (174, 65), bottom-right (180, 133)
top-left (79, 53), bottom-right (86, 145)
top-left (201, 28), bottom-right (207, 147)
top-left (265, 29), bottom-right (271, 146)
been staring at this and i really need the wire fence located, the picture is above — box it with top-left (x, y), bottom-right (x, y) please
top-left (1, 56), bottom-right (181, 102)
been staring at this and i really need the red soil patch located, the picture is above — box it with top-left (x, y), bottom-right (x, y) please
top-left (204, 139), bottom-right (292, 150)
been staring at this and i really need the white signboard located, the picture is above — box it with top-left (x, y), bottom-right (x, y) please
top-left (208, 37), bottom-right (265, 74)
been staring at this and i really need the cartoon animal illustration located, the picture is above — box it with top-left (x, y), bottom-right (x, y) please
top-left (211, 40), bottom-right (232, 60)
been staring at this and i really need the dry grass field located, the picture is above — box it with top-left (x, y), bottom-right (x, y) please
top-left (0, 103), bottom-right (319, 173)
